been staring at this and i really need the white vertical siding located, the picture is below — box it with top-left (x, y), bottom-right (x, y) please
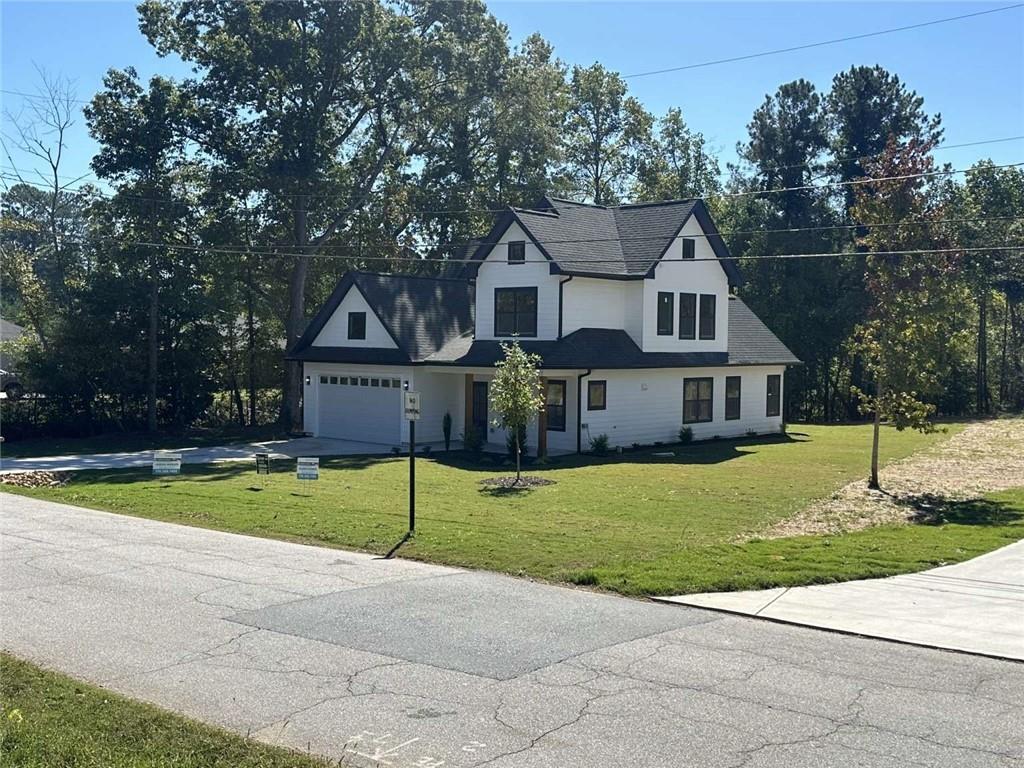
top-left (312, 286), bottom-right (397, 348)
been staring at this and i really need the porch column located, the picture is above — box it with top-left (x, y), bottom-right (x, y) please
top-left (538, 376), bottom-right (548, 458)
top-left (463, 374), bottom-right (474, 437)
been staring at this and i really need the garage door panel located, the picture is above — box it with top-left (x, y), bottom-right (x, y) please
top-left (318, 377), bottom-right (401, 443)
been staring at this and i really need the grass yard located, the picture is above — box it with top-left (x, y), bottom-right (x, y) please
top-left (0, 653), bottom-right (330, 768)
top-left (6, 422), bottom-right (1023, 596)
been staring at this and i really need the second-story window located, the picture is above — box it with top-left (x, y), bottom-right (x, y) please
top-left (347, 311), bottom-right (366, 340)
top-left (494, 287), bottom-right (538, 337)
top-left (657, 292), bottom-right (674, 335)
top-left (679, 292), bottom-right (697, 340)
top-left (699, 294), bottom-right (716, 340)
top-left (682, 238), bottom-right (696, 259)
top-left (507, 241), bottom-right (526, 264)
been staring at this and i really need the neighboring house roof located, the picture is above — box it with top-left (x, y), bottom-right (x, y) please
top-left (0, 319), bottom-right (25, 342)
top-left (422, 297), bottom-right (799, 369)
top-left (288, 271), bottom-right (474, 363)
top-left (466, 197), bottom-right (743, 286)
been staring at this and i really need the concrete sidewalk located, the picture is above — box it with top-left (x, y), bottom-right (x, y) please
top-left (2, 494), bottom-right (1022, 767)
top-left (656, 541), bottom-right (1024, 660)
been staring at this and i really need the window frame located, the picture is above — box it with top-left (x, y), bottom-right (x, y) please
top-left (698, 294), bottom-right (716, 340)
top-left (678, 292), bottom-right (697, 340)
top-left (493, 286), bottom-right (538, 338)
top-left (507, 240), bottom-right (526, 265)
top-left (683, 376), bottom-right (714, 424)
top-left (347, 311), bottom-right (367, 340)
top-left (682, 238), bottom-right (696, 259)
top-left (587, 379), bottom-right (607, 411)
top-left (657, 291), bottom-right (674, 336)
top-left (545, 379), bottom-right (567, 432)
top-left (766, 374), bottom-right (782, 417)
top-left (725, 375), bottom-right (741, 421)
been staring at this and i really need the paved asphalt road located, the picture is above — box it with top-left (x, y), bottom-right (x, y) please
top-left (2, 494), bottom-right (1022, 767)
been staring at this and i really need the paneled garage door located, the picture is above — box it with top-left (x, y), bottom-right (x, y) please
top-left (317, 374), bottom-right (402, 443)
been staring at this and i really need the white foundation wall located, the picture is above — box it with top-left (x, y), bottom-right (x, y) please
top-left (312, 286), bottom-right (397, 348)
top-left (579, 366), bottom-right (785, 448)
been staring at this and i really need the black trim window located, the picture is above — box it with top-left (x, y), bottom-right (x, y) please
top-left (546, 380), bottom-right (566, 431)
top-left (699, 294), bottom-right (716, 340)
top-left (683, 377), bottom-right (713, 424)
top-left (347, 311), bottom-right (366, 340)
top-left (766, 374), bottom-right (781, 417)
top-left (678, 292), bottom-right (696, 340)
top-left (657, 292), bottom-right (674, 335)
top-left (725, 376), bottom-right (741, 420)
top-left (508, 241), bottom-right (525, 264)
top-left (494, 287), bottom-right (538, 337)
top-left (588, 380), bottom-right (607, 410)
top-left (682, 238), bottom-right (696, 259)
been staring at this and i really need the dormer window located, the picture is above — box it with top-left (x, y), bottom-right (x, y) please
top-left (508, 241), bottom-right (526, 264)
top-left (347, 311), bottom-right (366, 340)
top-left (682, 238), bottom-right (696, 259)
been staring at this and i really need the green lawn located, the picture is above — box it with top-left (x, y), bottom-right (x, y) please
top-left (6, 423), bottom-right (1023, 595)
top-left (0, 653), bottom-right (330, 768)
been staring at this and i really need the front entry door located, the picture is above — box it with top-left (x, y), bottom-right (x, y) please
top-left (472, 381), bottom-right (489, 435)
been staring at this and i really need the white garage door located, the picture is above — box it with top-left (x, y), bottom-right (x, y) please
top-left (317, 374), bottom-right (402, 443)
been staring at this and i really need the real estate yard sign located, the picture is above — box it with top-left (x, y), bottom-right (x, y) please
top-left (255, 453), bottom-right (271, 475)
top-left (296, 457), bottom-right (319, 481)
top-left (152, 453), bottom-right (181, 476)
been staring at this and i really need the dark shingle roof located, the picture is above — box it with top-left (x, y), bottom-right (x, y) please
top-left (288, 272), bottom-right (474, 363)
top-left (467, 197), bottom-right (743, 285)
top-left (423, 297), bottom-right (799, 369)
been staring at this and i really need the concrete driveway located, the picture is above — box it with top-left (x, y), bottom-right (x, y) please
top-left (0, 436), bottom-right (407, 473)
top-left (2, 494), bottom-right (1021, 767)
top-left (656, 541), bottom-right (1024, 661)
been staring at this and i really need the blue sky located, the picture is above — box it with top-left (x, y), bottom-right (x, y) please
top-left (2, 1), bottom-right (1022, 191)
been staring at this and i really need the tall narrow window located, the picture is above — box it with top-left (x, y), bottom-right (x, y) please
top-left (347, 311), bottom-right (366, 340)
top-left (588, 380), bottom-right (607, 410)
top-left (683, 377), bottom-right (713, 424)
top-left (546, 380), bottom-right (566, 431)
top-left (678, 293), bottom-right (697, 340)
top-left (508, 241), bottom-right (525, 264)
top-left (766, 374), bottom-right (781, 417)
top-left (657, 292), bottom-right (674, 335)
top-left (725, 376), bottom-right (741, 420)
top-left (698, 294), bottom-right (716, 340)
top-left (682, 238), bottom-right (696, 259)
top-left (494, 287), bottom-right (538, 337)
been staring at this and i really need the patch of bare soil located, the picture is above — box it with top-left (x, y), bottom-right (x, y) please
top-left (0, 470), bottom-right (70, 488)
top-left (479, 476), bottom-right (555, 489)
top-left (756, 418), bottom-right (1024, 539)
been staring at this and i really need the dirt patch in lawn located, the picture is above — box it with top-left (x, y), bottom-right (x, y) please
top-left (0, 471), bottom-right (70, 489)
top-left (479, 476), bottom-right (555, 489)
top-left (755, 418), bottom-right (1024, 539)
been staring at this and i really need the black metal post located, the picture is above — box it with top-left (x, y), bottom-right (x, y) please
top-left (408, 419), bottom-right (416, 532)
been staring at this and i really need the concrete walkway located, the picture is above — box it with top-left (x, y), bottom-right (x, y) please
top-left (657, 542), bottom-right (1024, 661)
top-left (2, 494), bottom-right (1022, 767)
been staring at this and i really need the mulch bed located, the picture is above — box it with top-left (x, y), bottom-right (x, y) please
top-left (479, 476), bottom-right (555, 489)
top-left (0, 471), bottom-right (71, 488)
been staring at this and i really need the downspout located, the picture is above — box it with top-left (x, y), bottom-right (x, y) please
top-left (557, 275), bottom-right (574, 339)
top-left (576, 368), bottom-right (592, 454)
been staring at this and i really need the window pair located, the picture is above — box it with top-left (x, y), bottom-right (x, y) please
top-left (657, 292), bottom-right (715, 339)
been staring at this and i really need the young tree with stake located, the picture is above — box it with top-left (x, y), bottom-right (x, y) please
top-left (489, 341), bottom-right (544, 483)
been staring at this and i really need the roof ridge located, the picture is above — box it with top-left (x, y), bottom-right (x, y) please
top-left (352, 270), bottom-right (469, 284)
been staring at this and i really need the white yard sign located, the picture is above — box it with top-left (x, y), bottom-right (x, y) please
top-left (403, 391), bottom-right (421, 421)
top-left (296, 457), bottom-right (319, 481)
top-left (152, 453), bottom-right (182, 476)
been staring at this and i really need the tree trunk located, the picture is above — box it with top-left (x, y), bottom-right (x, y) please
top-left (515, 432), bottom-right (521, 482)
top-left (282, 204), bottom-right (310, 432)
top-left (868, 379), bottom-right (882, 491)
top-left (232, 374), bottom-right (245, 427)
top-left (976, 292), bottom-right (989, 415)
top-left (147, 256), bottom-right (159, 433)
top-left (246, 261), bottom-right (258, 427)
top-left (998, 295), bottom-right (1009, 409)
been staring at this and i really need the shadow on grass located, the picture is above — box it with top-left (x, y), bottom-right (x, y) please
top-left (896, 493), bottom-right (1024, 527)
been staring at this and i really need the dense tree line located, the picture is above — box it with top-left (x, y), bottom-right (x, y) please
top-left (1, 0), bottom-right (1021, 439)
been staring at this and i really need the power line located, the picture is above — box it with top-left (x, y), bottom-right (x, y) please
top-left (623, 4), bottom-right (1024, 78)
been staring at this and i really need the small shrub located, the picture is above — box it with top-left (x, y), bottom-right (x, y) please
top-left (712, 434), bottom-right (722, 441)
top-left (779, 423), bottom-right (787, 435)
top-left (654, 440), bottom-right (664, 446)
top-left (422, 444), bottom-right (432, 455)
top-left (631, 442), bottom-right (642, 451)
top-left (391, 445), bottom-right (401, 456)
top-left (442, 412), bottom-right (452, 451)
top-left (678, 426), bottom-right (693, 444)
top-left (589, 433), bottom-right (610, 456)
top-left (462, 425), bottom-right (485, 456)
top-left (745, 428), bottom-right (757, 437)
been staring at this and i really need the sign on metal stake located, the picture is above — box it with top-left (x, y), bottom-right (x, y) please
top-left (152, 453), bottom-right (181, 476)
top-left (404, 389), bottom-right (420, 532)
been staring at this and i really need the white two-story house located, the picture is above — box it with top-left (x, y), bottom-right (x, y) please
top-left (288, 197), bottom-right (800, 454)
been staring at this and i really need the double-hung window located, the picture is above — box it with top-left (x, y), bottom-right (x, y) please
top-left (494, 287), bottom-right (538, 337)
top-left (546, 380), bottom-right (566, 431)
top-left (657, 292), bottom-right (674, 335)
top-left (678, 293), bottom-right (697, 340)
top-left (766, 374), bottom-right (781, 417)
top-left (698, 294), bottom-right (716, 340)
top-left (683, 377), bottom-right (713, 424)
top-left (725, 376), bottom-right (741, 420)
